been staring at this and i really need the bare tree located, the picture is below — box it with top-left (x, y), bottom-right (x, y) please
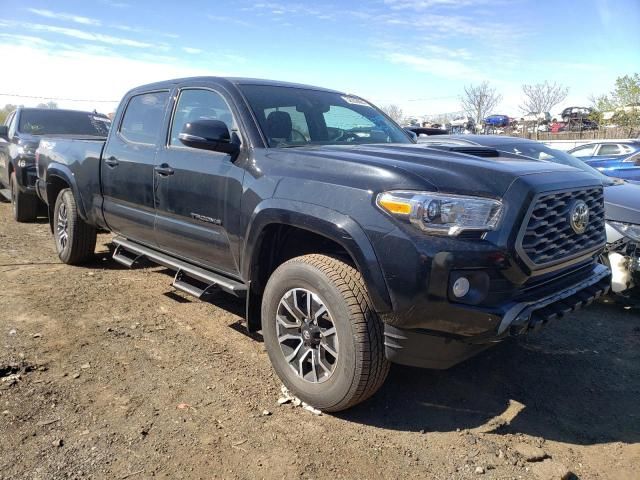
top-left (381, 104), bottom-right (405, 124)
top-left (520, 81), bottom-right (568, 114)
top-left (36, 101), bottom-right (59, 109)
top-left (460, 82), bottom-right (502, 126)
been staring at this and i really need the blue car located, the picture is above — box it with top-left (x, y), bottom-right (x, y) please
top-left (568, 141), bottom-right (640, 181)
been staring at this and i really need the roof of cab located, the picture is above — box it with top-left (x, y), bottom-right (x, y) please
top-left (16, 107), bottom-right (107, 115)
top-left (128, 76), bottom-right (343, 95)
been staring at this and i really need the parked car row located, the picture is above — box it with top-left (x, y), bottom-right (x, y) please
top-left (1, 76), bottom-right (620, 412)
top-left (568, 140), bottom-right (640, 181)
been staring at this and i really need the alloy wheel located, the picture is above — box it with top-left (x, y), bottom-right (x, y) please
top-left (56, 203), bottom-right (69, 251)
top-left (276, 288), bottom-right (338, 383)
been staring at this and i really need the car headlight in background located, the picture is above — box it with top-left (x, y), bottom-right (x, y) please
top-left (376, 190), bottom-right (503, 236)
top-left (609, 221), bottom-right (640, 243)
top-left (16, 145), bottom-right (36, 156)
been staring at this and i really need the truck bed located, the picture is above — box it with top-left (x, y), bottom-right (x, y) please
top-left (36, 137), bottom-right (107, 226)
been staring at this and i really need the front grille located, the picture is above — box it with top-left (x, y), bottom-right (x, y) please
top-left (517, 186), bottom-right (605, 267)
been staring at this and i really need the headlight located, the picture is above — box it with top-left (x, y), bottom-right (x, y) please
top-left (16, 146), bottom-right (35, 156)
top-left (376, 190), bottom-right (503, 236)
top-left (609, 221), bottom-right (640, 242)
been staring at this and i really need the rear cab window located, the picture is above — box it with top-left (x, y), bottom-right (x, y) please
top-left (18, 110), bottom-right (110, 136)
top-left (119, 91), bottom-right (170, 145)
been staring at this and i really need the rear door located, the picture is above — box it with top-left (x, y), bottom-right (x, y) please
top-left (101, 90), bottom-right (170, 245)
top-left (153, 86), bottom-right (245, 275)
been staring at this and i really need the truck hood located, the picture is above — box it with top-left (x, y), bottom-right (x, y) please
top-left (604, 181), bottom-right (640, 224)
top-left (278, 144), bottom-right (583, 197)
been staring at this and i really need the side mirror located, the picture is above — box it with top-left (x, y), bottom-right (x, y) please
top-left (178, 119), bottom-right (239, 155)
top-left (0, 126), bottom-right (8, 141)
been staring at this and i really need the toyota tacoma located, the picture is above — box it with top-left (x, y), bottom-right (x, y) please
top-left (36, 77), bottom-right (610, 411)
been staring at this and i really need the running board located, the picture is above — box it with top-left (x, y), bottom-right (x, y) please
top-left (112, 236), bottom-right (246, 298)
top-left (0, 189), bottom-right (11, 201)
top-left (112, 244), bottom-right (145, 268)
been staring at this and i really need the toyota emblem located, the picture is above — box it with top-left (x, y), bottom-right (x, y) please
top-left (569, 200), bottom-right (589, 234)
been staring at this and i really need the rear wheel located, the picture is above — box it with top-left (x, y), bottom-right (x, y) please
top-left (262, 254), bottom-right (389, 412)
top-left (53, 188), bottom-right (97, 265)
top-left (10, 172), bottom-right (38, 222)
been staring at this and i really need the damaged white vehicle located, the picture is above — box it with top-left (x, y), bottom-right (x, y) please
top-left (604, 197), bottom-right (640, 293)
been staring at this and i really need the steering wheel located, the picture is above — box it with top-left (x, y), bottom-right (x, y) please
top-left (336, 131), bottom-right (360, 143)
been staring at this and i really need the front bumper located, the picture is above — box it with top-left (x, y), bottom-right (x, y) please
top-left (15, 163), bottom-right (38, 194)
top-left (384, 263), bottom-right (610, 369)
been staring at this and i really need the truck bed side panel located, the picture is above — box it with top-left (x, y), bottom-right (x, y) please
top-left (39, 138), bottom-right (107, 227)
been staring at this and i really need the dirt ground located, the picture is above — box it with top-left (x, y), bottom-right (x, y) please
top-left (0, 201), bottom-right (639, 480)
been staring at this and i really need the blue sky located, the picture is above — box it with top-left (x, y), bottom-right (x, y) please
top-left (0, 0), bottom-right (638, 117)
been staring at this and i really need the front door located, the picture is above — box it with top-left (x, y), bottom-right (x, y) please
top-left (153, 87), bottom-right (245, 276)
top-left (101, 90), bottom-right (170, 245)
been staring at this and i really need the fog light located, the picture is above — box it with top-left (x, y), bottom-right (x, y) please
top-left (18, 159), bottom-right (27, 168)
top-left (452, 277), bottom-right (470, 298)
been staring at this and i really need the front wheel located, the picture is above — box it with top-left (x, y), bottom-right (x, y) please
top-left (53, 188), bottom-right (97, 265)
top-left (10, 172), bottom-right (38, 222)
top-left (261, 254), bottom-right (389, 412)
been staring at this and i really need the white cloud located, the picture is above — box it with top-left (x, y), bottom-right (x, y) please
top-left (26, 23), bottom-right (153, 48)
top-left (111, 23), bottom-right (180, 39)
top-left (183, 47), bottom-right (203, 54)
top-left (99, 0), bottom-right (130, 7)
top-left (27, 8), bottom-right (101, 26)
top-left (384, 0), bottom-right (493, 9)
top-left (0, 44), bottom-right (221, 113)
top-left (385, 52), bottom-right (479, 79)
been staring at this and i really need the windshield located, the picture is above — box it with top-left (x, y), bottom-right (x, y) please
top-left (18, 110), bottom-right (111, 136)
top-left (490, 141), bottom-right (615, 186)
top-left (239, 85), bottom-right (412, 147)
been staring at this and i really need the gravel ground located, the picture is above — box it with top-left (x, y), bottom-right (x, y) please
top-left (0, 201), bottom-right (639, 479)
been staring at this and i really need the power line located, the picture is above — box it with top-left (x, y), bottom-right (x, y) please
top-left (0, 93), bottom-right (119, 103)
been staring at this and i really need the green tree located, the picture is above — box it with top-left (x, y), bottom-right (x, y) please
top-left (590, 74), bottom-right (640, 135)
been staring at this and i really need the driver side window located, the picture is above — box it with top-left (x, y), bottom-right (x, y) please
top-left (170, 89), bottom-right (236, 147)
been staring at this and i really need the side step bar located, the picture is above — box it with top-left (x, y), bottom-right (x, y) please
top-left (112, 236), bottom-right (247, 298)
top-left (112, 244), bottom-right (145, 268)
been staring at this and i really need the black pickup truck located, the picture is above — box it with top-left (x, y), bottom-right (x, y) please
top-left (36, 77), bottom-right (610, 411)
top-left (0, 107), bottom-right (110, 221)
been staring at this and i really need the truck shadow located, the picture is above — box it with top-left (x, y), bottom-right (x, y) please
top-left (339, 300), bottom-right (640, 446)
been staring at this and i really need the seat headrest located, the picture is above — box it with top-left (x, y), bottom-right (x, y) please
top-left (266, 111), bottom-right (292, 139)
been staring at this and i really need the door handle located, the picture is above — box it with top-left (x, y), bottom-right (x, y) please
top-left (154, 164), bottom-right (174, 176)
top-left (104, 156), bottom-right (119, 167)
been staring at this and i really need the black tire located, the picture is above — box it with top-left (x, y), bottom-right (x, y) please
top-left (53, 188), bottom-right (97, 265)
top-left (262, 254), bottom-right (389, 412)
top-left (10, 172), bottom-right (38, 222)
